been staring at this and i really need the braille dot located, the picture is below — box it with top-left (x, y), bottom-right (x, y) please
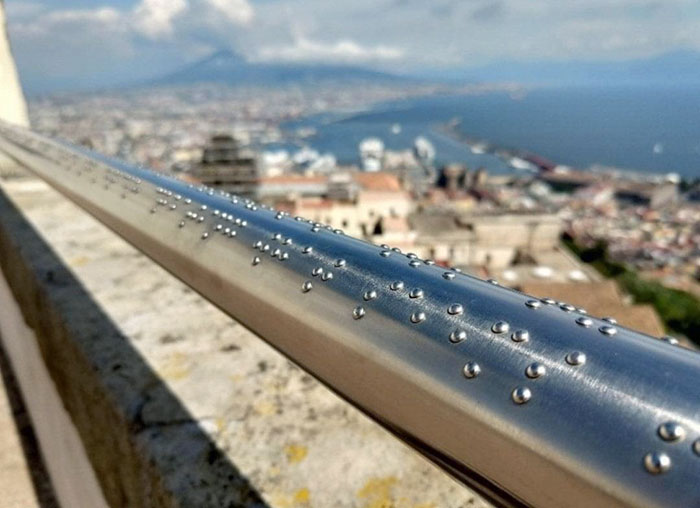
top-left (390, 281), bottom-right (404, 291)
top-left (321, 271), bottom-right (333, 281)
top-left (410, 312), bottom-right (426, 324)
top-left (335, 259), bottom-right (346, 267)
top-left (443, 272), bottom-right (456, 280)
top-left (525, 363), bottom-right (546, 379)
top-left (463, 362), bottom-right (481, 378)
top-left (228, 230), bottom-right (236, 237)
top-left (693, 439), bottom-right (700, 456)
top-left (252, 256), bottom-right (261, 266)
top-left (302, 281), bottom-right (313, 293)
top-left (644, 452), bottom-right (671, 474)
top-left (658, 422), bottom-right (686, 442)
top-left (661, 335), bottom-right (679, 345)
top-left (452, 267), bottom-right (462, 273)
top-left (302, 246), bottom-right (313, 254)
top-left (380, 244), bottom-right (390, 249)
top-left (602, 317), bottom-right (617, 324)
top-left (392, 247), bottom-right (402, 253)
top-left (560, 303), bottom-right (575, 312)
top-left (312, 267), bottom-right (323, 277)
top-left (262, 244), bottom-right (270, 252)
top-left (599, 325), bottom-right (617, 336)
top-left (525, 300), bottom-right (541, 309)
top-left (512, 387), bottom-right (532, 404)
top-left (178, 221), bottom-right (185, 228)
top-left (541, 297), bottom-right (556, 305)
top-left (283, 238), bottom-right (293, 245)
top-left (448, 304), bottom-right (464, 315)
top-left (450, 330), bottom-right (467, 343)
top-left (363, 290), bottom-right (377, 301)
top-left (566, 351), bottom-right (586, 366)
top-left (409, 288), bottom-right (424, 299)
top-left (380, 250), bottom-right (391, 257)
top-left (272, 233), bottom-right (282, 240)
top-left (311, 226), bottom-right (320, 232)
top-left (197, 217), bottom-right (204, 223)
top-left (407, 253), bottom-right (417, 259)
top-left (215, 224), bottom-right (223, 231)
top-left (353, 306), bottom-right (366, 320)
top-left (576, 317), bottom-right (593, 327)
top-left (511, 330), bottom-right (529, 342)
top-left (409, 260), bottom-right (421, 268)
top-left (486, 278), bottom-right (499, 285)
top-left (280, 252), bottom-right (289, 261)
top-left (201, 232), bottom-right (209, 239)
top-left (577, 308), bottom-right (587, 314)
top-left (271, 248), bottom-right (281, 258)
top-left (492, 321), bottom-right (510, 334)
top-left (424, 259), bottom-right (435, 265)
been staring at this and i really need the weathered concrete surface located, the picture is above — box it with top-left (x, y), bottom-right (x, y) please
top-left (0, 349), bottom-right (43, 508)
top-left (0, 174), bottom-right (489, 507)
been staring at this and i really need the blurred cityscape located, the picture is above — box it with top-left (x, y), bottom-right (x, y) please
top-left (28, 84), bottom-right (700, 346)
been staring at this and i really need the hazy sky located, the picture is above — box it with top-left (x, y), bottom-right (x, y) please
top-left (6, 0), bottom-right (700, 91)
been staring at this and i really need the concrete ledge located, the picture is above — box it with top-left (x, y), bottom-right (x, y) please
top-left (0, 177), bottom-right (486, 507)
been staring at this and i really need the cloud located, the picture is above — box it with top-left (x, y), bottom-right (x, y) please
top-left (204, 0), bottom-right (254, 25)
top-left (257, 36), bottom-right (404, 63)
top-left (133, 0), bottom-right (188, 40)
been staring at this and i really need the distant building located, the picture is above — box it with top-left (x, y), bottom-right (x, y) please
top-left (190, 134), bottom-right (259, 196)
top-left (275, 172), bottom-right (413, 238)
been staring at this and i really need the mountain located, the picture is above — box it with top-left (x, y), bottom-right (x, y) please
top-left (153, 49), bottom-right (410, 87)
top-left (423, 50), bottom-right (700, 87)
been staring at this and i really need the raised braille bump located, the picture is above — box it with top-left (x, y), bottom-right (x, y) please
top-left (450, 330), bottom-right (467, 343)
top-left (409, 260), bottom-right (421, 268)
top-left (512, 387), bottom-right (532, 404)
top-left (541, 297), bottom-right (556, 305)
top-left (410, 312), bottom-right (426, 324)
top-left (215, 224), bottom-right (223, 231)
top-left (602, 317), bottom-right (618, 324)
top-left (443, 272), bottom-right (456, 280)
top-left (272, 233), bottom-right (282, 240)
top-left (334, 259), bottom-right (346, 267)
top-left (409, 288), bottom-right (424, 299)
top-left (661, 335), bottom-right (679, 345)
top-left (380, 250), bottom-right (391, 257)
top-left (407, 253), bottom-right (417, 259)
top-left (658, 422), bottom-right (686, 442)
top-left (312, 267), bottom-right (323, 277)
top-left (228, 230), bottom-right (236, 237)
top-left (363, 290), bottom-right (378, 301)
top-left (576, 317), bottom-right (593, 327)
top-left (311, 226), bottom-right (320, 232)
top-left (525, 299), bottom-right (541, 309)
top-left (486, 278), bottom-right (499, 285)
top-left (644, 452), bottom-right (671, 474)
top-left (271, 248), bottom-right (281, 258)
top-left (353, 306), bottom-right (366, 320)
top-left (302, 246), bottom-right (313, 254)
top-left (525, 362), bottom-right (546, 379)
top-left (463, 362), bottom-right (480, 378)
top-left (447, 304), bottom-right (464, 315)
top-left (280, 252), bottom-right (289, 261)
top-left (492, 321), bottom-right (510, 334)
top-left (252, 256), bottom-right (261, 266)
top-left (283, 238), bottom-right (292, 245)
top-left (599, 325), bottom-right (618, 336)
top-left (178, 221), bottom-right (185, 228)
top-left (302, 281), bottom-right (313, 293)
top-left (566, 351), bottom-right (586, 366)
top-left (201, 232), bottom-right (209, 239)
top-left (390, 281), bottom-right (404, 291)
top-left (693, 439), bottom-right (700, 456)
top-left (511, 330), bottom-right (529, 342)
top-left (560, 303), bottom-right (575, 312)
top-left (321, 271), bottom-right (333, 281)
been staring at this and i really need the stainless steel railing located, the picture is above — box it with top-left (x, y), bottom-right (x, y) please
top-left (0, 121), bottom-right (699, 508)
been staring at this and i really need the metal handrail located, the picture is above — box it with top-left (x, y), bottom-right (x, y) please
top-left (1, 121), bottom-right (698, 508)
